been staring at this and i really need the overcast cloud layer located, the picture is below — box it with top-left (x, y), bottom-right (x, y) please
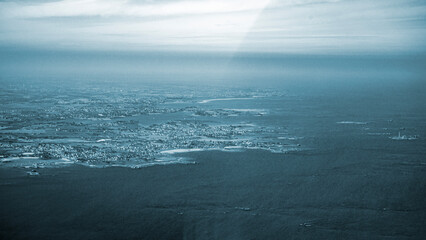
top-left (1, 0), bottom-right (425, 53)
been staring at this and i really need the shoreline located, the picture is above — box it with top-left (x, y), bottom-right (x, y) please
top-left (0, 146), bottom-right (304, 170)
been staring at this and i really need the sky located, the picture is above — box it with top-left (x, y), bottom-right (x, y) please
top-left (0, 0), bottom-right (426, 53)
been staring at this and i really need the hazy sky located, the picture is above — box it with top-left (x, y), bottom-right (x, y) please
top-left (1, 0), bottom-right (426, 53)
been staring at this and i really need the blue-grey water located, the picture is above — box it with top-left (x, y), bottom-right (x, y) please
top-left (1, 50), bottom-right (426, 239)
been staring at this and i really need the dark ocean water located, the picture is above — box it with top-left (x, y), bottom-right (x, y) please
top-left (1, 50), bottom-right (426, 239)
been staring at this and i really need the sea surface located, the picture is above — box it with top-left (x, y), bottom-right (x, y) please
top-left (1, 51), bottom-right (426, 239)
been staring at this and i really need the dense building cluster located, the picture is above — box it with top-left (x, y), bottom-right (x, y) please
top-left (0, 83), bottom-right (298, 168)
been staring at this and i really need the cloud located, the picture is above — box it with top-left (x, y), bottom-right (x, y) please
top-left (1, 0), bottom-right (270, 18)
top-left (0, 0), bottom-right (425, 53)
top-left (237, 0), bottom-right (426, 52)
